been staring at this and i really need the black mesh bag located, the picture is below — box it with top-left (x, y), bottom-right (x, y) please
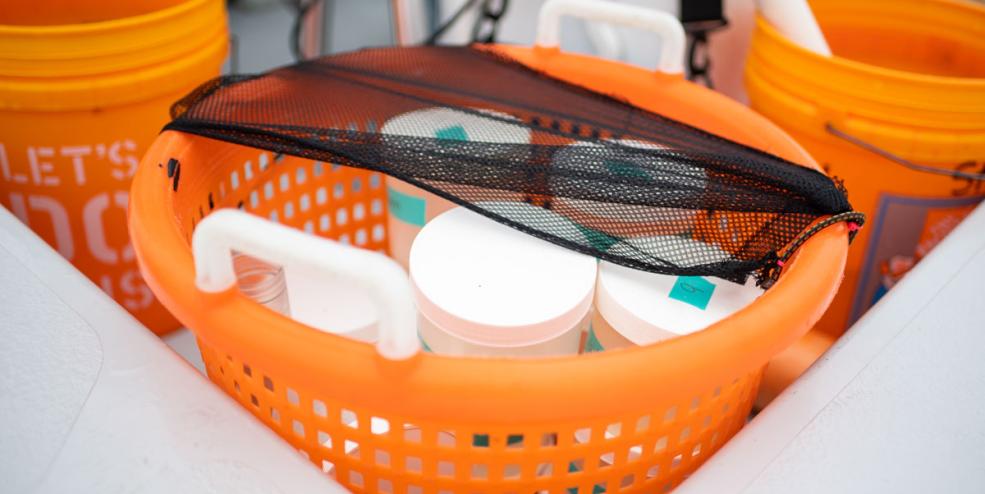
top-left (165, 45), bottom-right (864, 287)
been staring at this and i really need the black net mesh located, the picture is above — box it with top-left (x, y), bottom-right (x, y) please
top-left (165, 45), bottom-right (861, 286)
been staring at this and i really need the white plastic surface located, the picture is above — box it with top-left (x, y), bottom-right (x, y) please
top-left (756, 0), bottom-right (831, 56)
top-left (535, 0), bottom-right (686, 74)
top-left (678, 202), bottom-right (985, 494)
top-left (0, 206), bottom-right (345, 494)
top-left (163, 326), bottom-right (207, 374)
top-left (192, 209), bottom-right (419, 360)
top-left (409, 204), bottom-right (596, 347)
top-left (596, 237), bottom-right (763, 345)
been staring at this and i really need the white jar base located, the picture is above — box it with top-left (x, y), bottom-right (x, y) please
top-left (420, 310), bottom-right (587, 358)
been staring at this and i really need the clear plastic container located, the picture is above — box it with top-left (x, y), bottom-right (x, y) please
top-left (232, 252), bottom-right (290, 316)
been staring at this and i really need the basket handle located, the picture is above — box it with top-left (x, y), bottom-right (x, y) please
top-left (534, 0), bottom-right (686, 74)
top-left (192, 209), bottom-right (420, 360)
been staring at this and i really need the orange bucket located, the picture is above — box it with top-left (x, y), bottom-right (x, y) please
top-left (129, 3), bottom-right (852, 487)
top-left (745, 0), bottom-right (985, 402)
top-left (0, 0), bottom-right (227, 335)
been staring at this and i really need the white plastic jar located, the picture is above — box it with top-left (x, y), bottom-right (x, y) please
top-left (284, 264), bottom-right (379, 342)
top-left (587, 236), bottom-right (764, 351)
top-left (410, 204), bottom-right (597, 357)
top-left (382, 107), bottom-right (530, 270)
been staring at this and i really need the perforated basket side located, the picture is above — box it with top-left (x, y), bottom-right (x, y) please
top-left (173, 140), bottom-right (766, 493)
top-left (197, 335), bottom-right (763, 493)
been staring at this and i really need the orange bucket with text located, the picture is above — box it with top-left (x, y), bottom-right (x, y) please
top-left (0, 0), bottom-right (227, 334)
top-left (745, 0), bottom-right (985, 403)
top-left (129, 3), bottom-right (851, 491)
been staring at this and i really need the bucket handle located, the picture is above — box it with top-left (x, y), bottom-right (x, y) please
top-left (826, 123), bottom-right (985, 181)
top-left (535, 0), bottom-right (686, 75)
top-left (192, 209), bottom-right (420, 360)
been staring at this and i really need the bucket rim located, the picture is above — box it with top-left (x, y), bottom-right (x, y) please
top-left (745, 2), bottom-right (985, 161)
top-left (0, 0), bottom-right (213, 34)
top-left (753, 3), bottom-right (985, 89)
top-left (0, 30), bottom-right (227, 111)
top-left (0, 0), bottom-right (226, 80)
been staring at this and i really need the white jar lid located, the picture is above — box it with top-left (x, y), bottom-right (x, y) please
top-left (381, 107), bottom-right (530, 143)
top-left (409, 204), bottom-right (597, 347)
top-left (596, 236), bottom-right (763, 345)
top-left (551, 139), bottom-right (707, 221)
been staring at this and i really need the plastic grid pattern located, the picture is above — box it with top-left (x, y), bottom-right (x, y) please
top-left (169, 139), bottom-right (764, 493)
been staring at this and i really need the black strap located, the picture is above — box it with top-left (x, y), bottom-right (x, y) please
top-left (425, 0), bottom-right (483, 46)
top-left (471, 0), bottom-right (510, 43)
top-left (679, 0), bottom-right (727, 88)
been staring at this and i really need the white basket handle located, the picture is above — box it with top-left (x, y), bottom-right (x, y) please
top-left (192, 209), bottom-right (420, 360)
top-left (535, 0), bottom-right (686, 74)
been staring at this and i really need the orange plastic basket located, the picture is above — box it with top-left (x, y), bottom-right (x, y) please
top-left (129, 24), bottom-right (849, 494)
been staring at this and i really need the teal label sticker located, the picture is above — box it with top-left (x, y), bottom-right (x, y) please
top-left (435, 124), bottom-right (468, 142)
top-left (419, 334), bottom-right (433, 353)
top-left (574, 223), bottom-right (622, 252)
top-left (669, 276), bottom-right (716, 310)
top-left (584, 326), bottom-right (605, 353)
top-left (387, 185), bottom-right (427, 226)
top-left (604, 159), bottom-right (650, 180)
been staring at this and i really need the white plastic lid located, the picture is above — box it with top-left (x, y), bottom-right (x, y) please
top-left (596, 236), bottom-right (764, 345)
top-left (409, 204), bottom-right (597, 347)
top-left (381, 107), bottom-right (530, 143)
top-left (552, 139), bottom-right (706, 220)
